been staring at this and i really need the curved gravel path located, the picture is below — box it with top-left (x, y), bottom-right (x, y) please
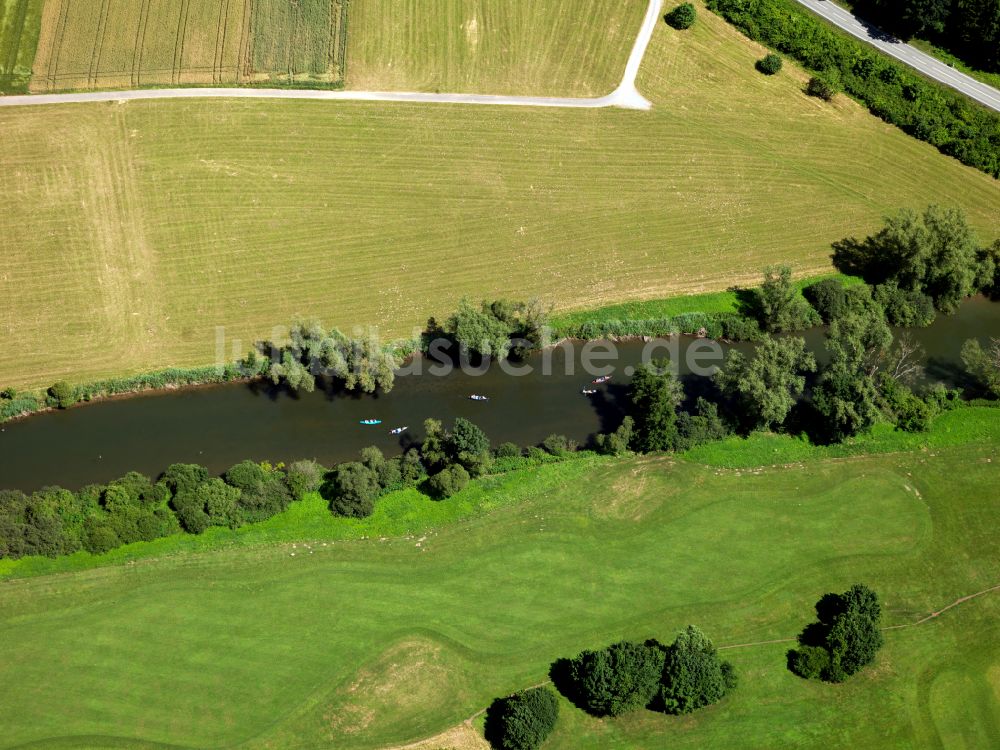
top-left (0, 0), bottom-right (662, 111)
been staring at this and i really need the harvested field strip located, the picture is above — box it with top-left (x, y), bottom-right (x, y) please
top-left (0, 0), bottom-right (44, 92)
top-left (27, 0), bottom-right (348, 92)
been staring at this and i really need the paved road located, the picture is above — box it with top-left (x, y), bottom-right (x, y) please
top-left (0, 0), bottom-right (662, 111)
top-left (794, 0), bottom-right (1000, 112)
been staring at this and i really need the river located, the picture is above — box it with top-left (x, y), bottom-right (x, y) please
top-left (1, 297), bottom-right (997, 492)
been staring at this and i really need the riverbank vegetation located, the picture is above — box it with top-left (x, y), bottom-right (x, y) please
top-left (705, 0), bottom-right (1000, 177)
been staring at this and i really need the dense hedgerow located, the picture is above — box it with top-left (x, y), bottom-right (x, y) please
top-left (706, 0), bottom-right (1000, 178)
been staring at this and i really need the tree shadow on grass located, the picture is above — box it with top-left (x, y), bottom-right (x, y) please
top-left (482, 696), bottom-right (508, 750)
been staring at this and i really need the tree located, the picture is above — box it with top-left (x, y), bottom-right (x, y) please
top-left (716, 336), bottom-right (816, 431)
top-left (755, 265), bottom-right (819, 333)
top-left (961, 337), bottom-right (1000, 396)
top-left (628, 358), bottom-right (683, 452)
top-left (420, 418), bottom-right (449, 472)
top-left (447, 298), bottom-right (515, 360)
top-left (813, 296), bottom-right (892, 441)
top-left (426, 464), bottom-right (470, 499)
top-left (448, 417), bottom-right (492, 475)
top-left (976, 239), bottom-right (1000, 299)
top-left (342, 330), bottom-right (401, 393)
top-left (568, 640), bottom-right (665, 717)
top-left (268, 350), bottom-right (315, 393)
top-left (658, 626), bottom-right (737, 714)
top-left (832, 205), bottom-right (980, 312)
top-left (825, 584), bottom-right (884, 682)
top-left (322, 462), bottom-right (379, 518)
top-left (485, 687), bottom-right (560, 750)
top-left (665, 3), bottom-right (697, 29)
top-left (49, 381), bottom-right (78, 409)
top-left (788, 584), bottom-right (883, 683)
top-left (756, 53), bottom-right (782, 74)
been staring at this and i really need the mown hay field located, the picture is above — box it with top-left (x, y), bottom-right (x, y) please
top-left (0, 1), bottom-right (998, 389)
top-left (1, 420), bottom-right (999, 748)
top-left (345, 0), bottom-right (647, 95)
top-left (27, 0), bottom-right (348, 92)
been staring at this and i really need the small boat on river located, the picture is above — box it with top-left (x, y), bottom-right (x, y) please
top-left (389, 426), bottom-right (408, 435)
top-left (360, 419), bottom-right (382, 426)
top-left (469, 395), bottom-right (489, 402)
top-left (581, 389), bottom-right (598, 395)
top-left (592, 376), bottom-right (612, 384)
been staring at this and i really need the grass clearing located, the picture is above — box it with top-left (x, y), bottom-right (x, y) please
top-left (26, 0), bottom-right (348, 92)
top-left (0, 411), bottom-right (997, 748)
top-left (0, 1), bottom-right (998, 390)
top-left (345, 0), bottom-right (646, 95)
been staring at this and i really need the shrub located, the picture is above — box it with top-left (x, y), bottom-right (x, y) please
top-left (161, 463), bottom-right (209, 496)
top-left (666, 2), bottom-right (697, 29)
top-left (788, 645), bottom-right (830, 679)
top-left (872, 283), bottom-right (936, 327)
top-left (49, 381), bottom-right (78, 409)
top-left (224, 460), bottom-right (292, 523)
top-left (675, 398), bottom-right (731, 449)
top-left (756, 53), bottom-right (782, 75)
top-left (285, 459), bottom-right (325, 498)
top-left (806, 74), bottom-right (838, 101)
top-left (485, 687), bottom-right (560, 750)
top-left (541, 434), bottom-right (573, 456)
top-left (0, 394), bottom-right (38, 421)
top-left (961, 338), bottom-right (1000, 397)
top-left (323, 462), bottom-right (380, 518)
top-left (803, 278), bottom-right (848, 324)
top-left (426, 464), bottom-right (470, 499)
top-left (495, 442), bottom-right (522, 459)
top-left (658, 626), bottom-right (737, 714)
top-left (877, 374), bottom-right (932, 432)
top-left (716, 313), bottom-right (765, 342)
top-left (567, 640), bottom-right (665, 717)
top-left (399, 449), bottom-right (425, 486)
top-left (595, 416), bottom-right (635, 456)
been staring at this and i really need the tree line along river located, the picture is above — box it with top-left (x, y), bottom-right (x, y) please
top-left (1, 297), bottom-right (997, 492)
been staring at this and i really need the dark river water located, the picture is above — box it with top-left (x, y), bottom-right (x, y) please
top-left (2, 297), bottom-right (998, 492)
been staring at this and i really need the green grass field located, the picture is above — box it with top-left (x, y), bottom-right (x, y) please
top-left (1, 408), bottom-right (998, 749)
top-left (24, 0), bottom-right (347, 92)
top-left (0, 2), bottom-right (998, 390)
top-left (0, 0), bottom-right (44, 92)
top-left (345, 0), bottom-right (646, 96)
